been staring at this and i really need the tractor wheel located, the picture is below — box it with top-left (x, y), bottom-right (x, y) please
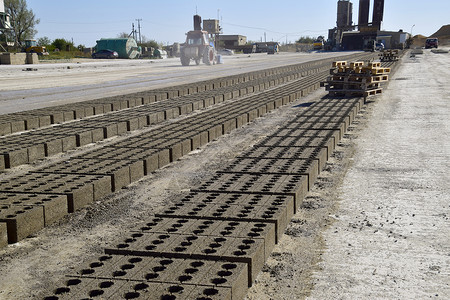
top-left (180, 55), bottom-right (190, 66)
top-left (203, 47), bottom-right (214, 65)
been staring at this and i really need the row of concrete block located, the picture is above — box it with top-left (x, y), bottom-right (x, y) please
top-left (0, 57), bottom-right (348, 249)
top-left (42, 82), bottom-right (373, 300)
top-left (0, 54), bottom-right (375, 250)
top-left (0, 60), bottom-right (338, 171)
top-left (0, 55), bottom-right (345, 137)
top-left (40, 54), bottom-right (387, 299)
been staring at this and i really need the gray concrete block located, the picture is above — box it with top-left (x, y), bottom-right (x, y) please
top-left (49, 112), bottom-right (64, 124)
top-left (190, 133), bottom-right (201, 150)
top-left (0, 222), bottom-right (7, 248)
top-left (24, 116), bottom-right (40, 130)
top-left (0, 156), bottom-right (5, 171)
top-left (257, 105), bottom-right (267, 117)
top-left (4, 148), bottom-right (28, 168)
top-left (168, 141), bottom-right (182, 162)
top-left (75, 131), bottom-right (93, 147)
top-left (0, 193), bottom-right (68, 226)
top-left (63, 181), bottom-right (95, 213)
top-left (62, 111), bottom-right (75, 122)
top-left (0, 205), bottom-right (44, 243)
top-left (129, 160), bottom-right (145, 183)
top-left (0, 122), bottom-right (11, 136)
top-left (198, 130), bottom-right (209, 146)
top-left (10, 120), bottom-right (25, 133)
top-left (158, 149), bottom-right (171, 168)
top-left (247, 109), bottom-right (258, 122)
top-left (116, 121), bottom-right (128, 135)
top-left (27, 144), bottom-right (46, 162)
top-left (180, 138), bottom-right (192, 156)
top-left (143, 152), bottom-right (159, 174)
top-left (90, 176), bottom-right (113, 201)
top-left (102, 123), bottom-right (118, 138)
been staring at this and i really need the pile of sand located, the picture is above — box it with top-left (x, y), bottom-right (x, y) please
top-left (429, 25), bottom-right (450, 45)
top-left (412, 34), bottom-right (427, 47)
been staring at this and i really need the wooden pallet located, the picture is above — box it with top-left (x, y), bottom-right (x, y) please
top-left (332, 61), bottom-right (347, 68)
top-left (325, 60), bottom-right (389, 99)
top-left (327, 88), bottom-right (383, 97)
top-left (325, 82), bottom-right (380, 91)
top-left (327, 74), bottom-right (388, 84)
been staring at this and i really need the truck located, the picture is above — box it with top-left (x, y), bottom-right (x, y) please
top-left (180, 15), bottom-right (216, 66)
top-left (425, 38), bottom-right (438, 49)
top-left (267, 42), bottom-right (279, 54)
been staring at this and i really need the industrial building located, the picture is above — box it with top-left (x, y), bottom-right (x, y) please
top-left (329, 0), bottom-right (410, 51)
top-left (218, 35), bottom-right (247, 48)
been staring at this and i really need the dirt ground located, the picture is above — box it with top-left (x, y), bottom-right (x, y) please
top-left (0, 49), bottom-right (449, 299)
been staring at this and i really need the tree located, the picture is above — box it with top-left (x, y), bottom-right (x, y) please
top-left (117, 32), bottom-right (129, 39)
top-left (5, 0), bottom-right (40, 46)
top-left (296, 36), bottom-right (316, 44)
top-left (37, 36), bottom-right (51, 46)
top-left (52, 38), bottom-right (73, 51)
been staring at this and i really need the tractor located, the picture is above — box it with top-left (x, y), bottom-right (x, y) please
top-left (180, 15), bottom-right (216, 66)
top-left (24, 39), bottom-right (48, 55)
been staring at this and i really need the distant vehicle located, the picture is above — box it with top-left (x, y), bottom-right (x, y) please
top-left (92, 49), bottom-right (119, 59)
top-left (267, 43), bottom-right (279, 54)
top-left (375, 42), bottom-right (385, 51)
top-left (24, 39), bottom-right (49, 55)
top-left (180, 30), bottom-right (216, 66)
top-left (313, 36), bottom-right (325, 51)
top-left (218, 49), bottom-right (234, 55)
top-left (425, 38), bottom-right (438, 49)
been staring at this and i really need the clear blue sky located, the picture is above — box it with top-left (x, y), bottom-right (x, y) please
top-left (27, 0), bottom-right (449, 47)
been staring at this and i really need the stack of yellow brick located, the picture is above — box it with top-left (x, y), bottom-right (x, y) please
top-left (321, 61), bottom-right (390, 98)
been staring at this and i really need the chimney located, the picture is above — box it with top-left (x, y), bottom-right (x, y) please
top-left (372, 0), bottom-right (385, 30)
top-left (358, 0), bottom-right (370, 28)
top-left (193, 15), bottom-right (202, 31)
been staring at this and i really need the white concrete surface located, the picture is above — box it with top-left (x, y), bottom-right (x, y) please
top-left (307, 50), bottom-right (450, 299)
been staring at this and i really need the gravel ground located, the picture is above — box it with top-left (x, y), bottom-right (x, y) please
top-left (247, 49), bottom-right (450, 299)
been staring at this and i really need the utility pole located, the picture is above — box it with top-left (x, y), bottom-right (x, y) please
top-left (130, 23), bottom-right (136, 40)
top-left (136, 19), bottom-right (142, 44)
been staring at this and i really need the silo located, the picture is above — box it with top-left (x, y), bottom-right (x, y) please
top-left (193, 15), bottom-right (202, 31)
top-left (95, 38), bottom-right (140, 59)
top-left (337, 0), bottom-right (353, 29)
top-left (372, 0), bottom-right (385, 30)
top-left (358, 0), bottom-right (370, 27)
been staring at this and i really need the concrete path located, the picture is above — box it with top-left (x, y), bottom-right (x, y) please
top-left (307, 50), bottom-right (450, 299)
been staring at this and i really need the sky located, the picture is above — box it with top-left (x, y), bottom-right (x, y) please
top-left (25, 0), bottom-right (450, 47)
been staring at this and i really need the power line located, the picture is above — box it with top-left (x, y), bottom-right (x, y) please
top-left (223, 21), bottom-right (327, 36)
